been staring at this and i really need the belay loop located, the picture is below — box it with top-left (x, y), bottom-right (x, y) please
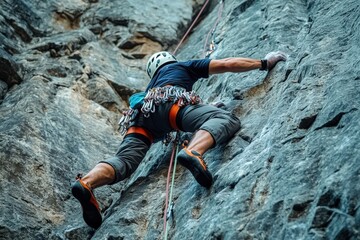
top-left (163, 131), bottom-right (177, 146)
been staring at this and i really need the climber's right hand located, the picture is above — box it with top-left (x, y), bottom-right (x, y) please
top-left (264, 51), bottom-right (287, 70)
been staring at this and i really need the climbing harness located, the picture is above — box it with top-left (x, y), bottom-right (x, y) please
top-left (141, 86), bottom-right (202, 117)
top-left (203, 0), bottom-right (224, 58)
top-left (125, 126), bottom-right (154, 143)
top-left (169, 103), bottom-right (181, 130)
top-left (118, 86), bottom-right (202, 135)
top-left (163, 131), bottom-right (180, 240)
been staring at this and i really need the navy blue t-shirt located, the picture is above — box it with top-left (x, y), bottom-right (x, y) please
top-left (145, 59), bottom-right (211, 92)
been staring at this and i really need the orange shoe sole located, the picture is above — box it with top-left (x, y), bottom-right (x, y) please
top-left (71, 180), bottom-right (102, 229)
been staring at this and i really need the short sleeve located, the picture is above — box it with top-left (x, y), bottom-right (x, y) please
top-left (182, 59), bottom-right (211, 79)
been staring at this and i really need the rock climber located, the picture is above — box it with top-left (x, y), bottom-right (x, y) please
top-left (71, 51), bottom-right (287, 229)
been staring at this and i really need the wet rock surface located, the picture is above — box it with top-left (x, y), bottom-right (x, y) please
top-left (0, 0), bottom-right (359, 239)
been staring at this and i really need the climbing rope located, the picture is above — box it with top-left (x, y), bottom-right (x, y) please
top-left (173, 0), bottom-right (210, 55)
top-left (163, 131), bottom-right (180, 240)
top-left (203, 0), bottom-right (224, 58)
top-left (162, 1), bottom-right (223, 239)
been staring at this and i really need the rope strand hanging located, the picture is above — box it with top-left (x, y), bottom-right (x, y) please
top-left (172, 0), bottom-right (210, 56)
top-left (163, 133), bottom-right (180, 240)
top-left (163, 1), bottom-right (220, 239)
top-left (203, 0), bottom-right (224, 58)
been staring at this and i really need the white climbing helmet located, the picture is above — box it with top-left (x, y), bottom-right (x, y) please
top-left (146, 51), bottom-right (177, 79)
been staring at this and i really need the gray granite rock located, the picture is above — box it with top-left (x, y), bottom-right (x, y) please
top-left (0, 0), bottom-right (359, 239)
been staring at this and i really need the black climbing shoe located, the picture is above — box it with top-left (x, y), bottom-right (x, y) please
top-left (71, 177), bottom-right (102, 229)
top-left (177, 148), bottom-right (213, 188)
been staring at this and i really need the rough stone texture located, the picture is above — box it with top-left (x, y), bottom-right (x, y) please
top-left (0, 0), bottom-right (359, 239)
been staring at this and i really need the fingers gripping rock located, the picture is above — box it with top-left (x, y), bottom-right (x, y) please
top-left (264, 51), bottom-right (287, 70)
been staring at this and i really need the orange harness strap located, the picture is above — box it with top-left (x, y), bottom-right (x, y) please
top-left (169, 104), bottom-right (180, 130)
top-left (125, 104), bottom-right (180, 143)
top-left (126, 126), bottom-right (153, 143)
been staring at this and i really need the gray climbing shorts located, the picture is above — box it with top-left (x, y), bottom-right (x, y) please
top-left (100, 102), bottom-right (241, 184)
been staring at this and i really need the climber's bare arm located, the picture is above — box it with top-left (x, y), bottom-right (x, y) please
top-left (209, 52), bottom-right (287, 74)
top-left (209, 58), bottom-right (262, 74)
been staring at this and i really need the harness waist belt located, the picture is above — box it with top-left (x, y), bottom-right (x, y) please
top-left (169, 103), bottom-right (180, 130)
top-left (125, 126), bottom-right (153, 143)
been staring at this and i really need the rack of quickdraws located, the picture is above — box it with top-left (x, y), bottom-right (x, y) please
top-left (141, 86), bottom-right (201, 117)
top-left (118, 86), bottom-right (202, 135)
top-left (118, 108), bottom-right (139, 135)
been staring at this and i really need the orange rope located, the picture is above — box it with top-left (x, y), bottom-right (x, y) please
top-left (163, 141), bottom-right (176, 235)
top-left (163, 134), bottom-right (180, 240)
top-left (172, 0), bottom-right (210, 55)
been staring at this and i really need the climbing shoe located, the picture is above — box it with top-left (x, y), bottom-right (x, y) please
top-left (177, 148), bottom-right (213, 188)
top-left (71, 176), bottom-right (102, 229)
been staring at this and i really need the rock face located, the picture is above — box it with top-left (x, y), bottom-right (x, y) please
top-left (0, 0), bottom-right (359, 239)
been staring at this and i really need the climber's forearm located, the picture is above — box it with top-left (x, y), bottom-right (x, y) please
top-left (209, 58), bottom-right (262, 74)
